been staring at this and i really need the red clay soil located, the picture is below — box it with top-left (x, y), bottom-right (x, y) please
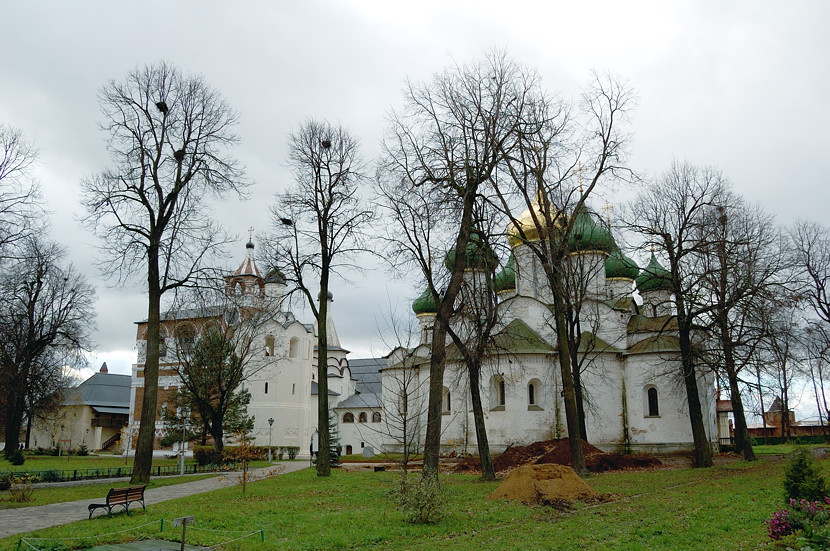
top-left (454, 438), bottom-right (662, 474)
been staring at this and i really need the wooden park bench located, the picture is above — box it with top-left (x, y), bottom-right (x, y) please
top-left (88, 485), bottom-right (147, 518)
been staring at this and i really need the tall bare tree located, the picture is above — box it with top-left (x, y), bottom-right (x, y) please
top-left (0, 237), bottom-right (95, 457)
top-left (625, 161), bottom-right (732, 467)
top-left (378, 52), bottom-right (538, 479)
top-left (81, 62), bottom-right (247, 483)
top-left (495, 73), bottom-right (633, 474)
top-left (444, 223), bottom-right (502, 481)
top-left (696, 199), bottom-right (792, 460)
top-left (270, 119), bottom-right (372, 477)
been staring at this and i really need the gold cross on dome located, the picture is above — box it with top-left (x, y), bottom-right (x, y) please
top-left (577, 163), bottom-right (584, 194)
top-left (602, 203), bottom-right (614, 224)
top-left (248, 226), bottom-right (254, 241)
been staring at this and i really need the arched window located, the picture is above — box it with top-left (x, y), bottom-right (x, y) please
top-left (358, 412), bottom-right (367, 423)
top-left (527, 378), bottom-right (543, 409)
top-left (289, 337), bottom-right (300, 358)
top-left (372, 412), bottom-right (381, 423)
top-left (490, 375), bottom-right (506, 410)
top-left (647, 387), bottom-right (659, 417)
top-left (175, 324), bottom-right (197, 355)
top-left (265, 335), bottom-right (275, 357)
top-left (442, 386), bottom-right (451, 414)
top-left (343, 412), bottom-right (355, 423)
top-left (264, 382), bottom-right (269, 394)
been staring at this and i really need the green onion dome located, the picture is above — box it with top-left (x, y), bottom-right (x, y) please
top-left (635, 253), bottom-right (673, 293)
top-left (444, 231), bottom-right (499, 272)
top-left (567, 210), bottom-right (615, 253)
top-left (412, 287), bottom-right (438, 315)
top-left (605, 248), bottom-right (639, 280)
top-left (494, 254), bottom-right (516, 292)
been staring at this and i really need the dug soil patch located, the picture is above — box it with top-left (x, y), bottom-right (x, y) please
top-left (489, 464), bottom-right (597, 503)
top-left (455, 438), bottom-right (662, 474)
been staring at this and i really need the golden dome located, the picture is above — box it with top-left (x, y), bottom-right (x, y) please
top-left (506, 188), bottom-right (566, 248)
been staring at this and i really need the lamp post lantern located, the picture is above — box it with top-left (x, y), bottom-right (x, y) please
top-left (268, 418), bottom-right (274, 462)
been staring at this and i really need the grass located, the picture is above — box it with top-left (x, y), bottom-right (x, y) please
top-left (0, 473), bottom-right (217, 509)
top-left (1, 452), bottom-right (815, 551)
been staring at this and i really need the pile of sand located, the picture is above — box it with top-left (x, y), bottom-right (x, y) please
top-left (488, 464), bottom-right (597, 503)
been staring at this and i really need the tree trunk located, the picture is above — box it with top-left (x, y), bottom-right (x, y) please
top-left (468, 366), bottom-right (494, 481)
top-left (572, 358), bottom-right (588, 441)
top-left (676, 313), bottom-right (713, 468)
top-left (423, 317), bottom-right (448, 479)
top-left (551, 266), bottom-right (587, 475)
top-left (316, 277), bottom-right (331, 477)
top-left (720, 328), bottom-right (755, 460)
top-left (422, 189), bottom-right (476, 481)
top-left (132, 249), bottom-right (161, 483)
top-left (3, 374), bottom-right (26, 458)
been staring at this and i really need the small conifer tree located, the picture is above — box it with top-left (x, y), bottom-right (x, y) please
top-left (784, 448), bottom-right (828, 502)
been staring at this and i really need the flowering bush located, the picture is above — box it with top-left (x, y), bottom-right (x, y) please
top-left (767, 498), bottom-right (830, 549)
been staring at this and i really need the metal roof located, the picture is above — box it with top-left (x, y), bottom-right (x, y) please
top-left (64, 373), bottom-right (131, 410)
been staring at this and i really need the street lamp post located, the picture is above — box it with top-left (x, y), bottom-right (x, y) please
top-left (179, 407), bottom-right (189, 476)
top-left (268, 418), bottom-right (274, 462)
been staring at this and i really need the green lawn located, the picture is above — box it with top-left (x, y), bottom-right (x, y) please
top-left (1, 453), bottom-right (812, 551)
top-left (0, 474), bottom-right (217, 509)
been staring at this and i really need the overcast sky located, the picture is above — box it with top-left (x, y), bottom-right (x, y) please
top-left (1, 1), bottom-right (828, 381)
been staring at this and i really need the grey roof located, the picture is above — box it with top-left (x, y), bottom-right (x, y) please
top-left (311, 381), bottom-right (340, 396)
top-left (92, 406), bottom-right (131, 415)
top-left (335, 358), bottom-right (383, 409)
top-left (135, 306), bottom-right (225, 324)
top-left (348, 358), bottom-right (383, 396)
top-left (336, 392), bottom-right (381, 409)
top-left (65, 373), bottom-right (131, 410)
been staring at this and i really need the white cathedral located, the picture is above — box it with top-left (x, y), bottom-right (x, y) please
top-left (129, 201), bottom-right (718, 458)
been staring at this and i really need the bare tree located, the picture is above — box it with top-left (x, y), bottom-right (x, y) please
top-left (378, 52), bottom-right (539, 479)
top-left (792, 220), bottom-right (830, 326)
top-left (758, 298), bottom-right (804, 441)
top-left (0, 237), bottom-right (95, 457)
top-left (0, 124), bottom-right (42, 259)
top-left (444, 223), bottom-right (502, 481)
top-left (269, 119), bottom-right (372, 477)
top-left (696, 199), bottom-right (793, 460)
top-left (81, 62), bottom-right (247, 483)
top-left (803, 322), bottom-right (830, 441)
top-left (494, 73), bottom-right (634, 474)
top-left (625, 161), bottom-right (733, 467)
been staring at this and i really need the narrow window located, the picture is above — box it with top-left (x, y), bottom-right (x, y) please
top-left (499, 380), bottom-right (506, 406)
top-left (528, 382), bottom-right (536, 406)
top-left (289, 337), bottom-right (299, 358)
top-left (264, 382), bottom-right (268, 394)
top-left (292, 383), bottom-right (295, 395)
top-left (359, 412), bottom-right (367, 423)
top-left (265, 335), bottom-right (275, 357)
top-left (442, 387), bottom-right (451, 413)
top-left (648, 387), bottom-right (659, 416)
top-left (372, 412), bottom-right (381, 423)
